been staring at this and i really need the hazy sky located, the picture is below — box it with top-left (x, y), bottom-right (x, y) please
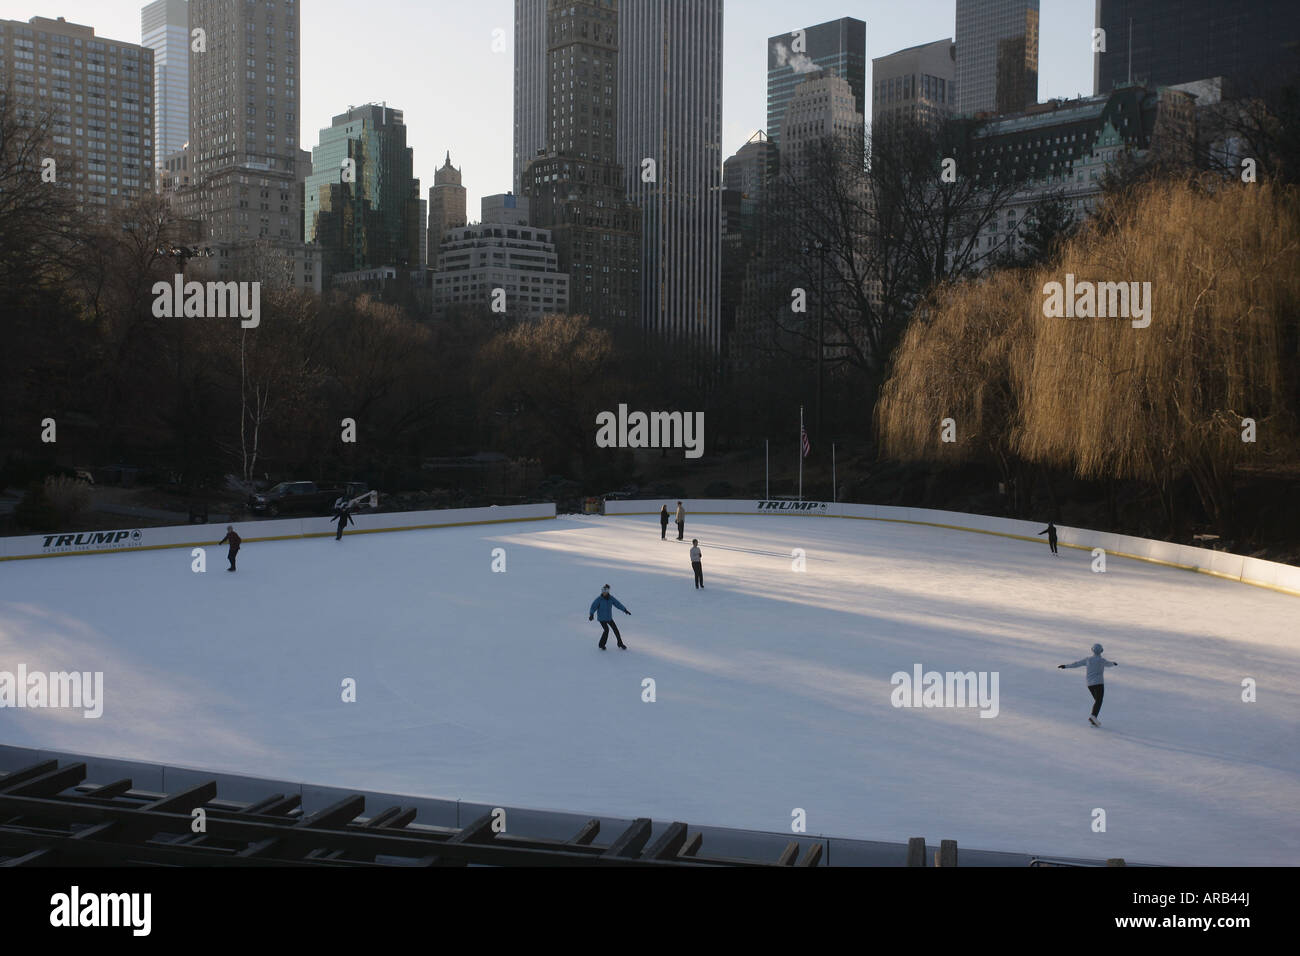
top-left (1, 0), bottom-right (1094, 214)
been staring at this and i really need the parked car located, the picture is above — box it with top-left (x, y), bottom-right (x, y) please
top-left (248, 481), bottom-right (368, 517)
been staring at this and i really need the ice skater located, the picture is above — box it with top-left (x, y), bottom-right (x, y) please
top-left (218, 525), bottom-right (241, 571)
top-left (332, 504), bottom-right (354, 541)
top-left (675, 501), bottom-right (686, 540)
top-left (1059, 643), bottom-right (1118, 725)
top-left (689, 539), bottom-right (704, 589)
top-left (588, 583), bottom-right (631, 650)
top-left (659, 504), bottom-right (670, 540)
top-left (1038, 520), bottom-right (1059, 555)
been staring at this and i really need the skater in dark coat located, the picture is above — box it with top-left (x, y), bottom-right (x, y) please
top-left (332, 505), bottom-right (354, 541)
top-left (588, 584), bottom-right (630, 650)
top-left (675, 501), bottom-right (686, 540)
top-left (689, 539), bottom-right (704, 589)
top-left (1038, 520), bottom-right (1059, 555)
top-left (659, 505), bottom-right (670, 540)
top-left (1059, 643), bottom-right (1118, 725)
top-left (218, 526), bottom-right (241, 571)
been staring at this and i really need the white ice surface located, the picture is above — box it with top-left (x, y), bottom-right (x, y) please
top-left (1, 514), bottom-right (1297, 865)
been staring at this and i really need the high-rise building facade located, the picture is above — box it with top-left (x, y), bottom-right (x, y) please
top-left (141, 0), bottom-right (188, 170)
top-left (1094, 0), bottom-right (1300, 97)
top-left (183, 0), bottom-right (301, 238)
top-left (0, 16), bottom-right (153, 211)
top-left (723, 130), bottom-right (780, 207)
top-left (524, 0), bottom-right (640, 324)
top-left (720, 132), bottom-right (778, 364)
top-left (428, 152), bottom-right (467, 264)
top-left (418, 198), bottom-right (428, 267)
top-left (513, 0), bottom-right (547, 194)
top-left (431, 193), bottom-right (570, 321)
top-left (767, 18), bottom-right (866, 148)
top-left (303, 104), bottom-right (422, 281)
top-left (955, 0), bottom-right (1039, 116)
top-left (782, 69), bottom-right (865, 179)
top-left (963, 83), bottom-right (1194, 268)
top-left (620, 0), bottom-right (724, 348)
top-left (872, 39), bottom-right (957, 138)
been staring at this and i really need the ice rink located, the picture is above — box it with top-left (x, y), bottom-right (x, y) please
top-left (1, 512), bottom-right (1297, 865)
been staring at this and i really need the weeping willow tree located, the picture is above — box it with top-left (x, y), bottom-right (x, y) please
top-left (1018, 179), bottom-right (1300, 535)
top-left (875, 268), bottom-right (1038, 514)
top-left (878, 179), bottom-right (1300, 537)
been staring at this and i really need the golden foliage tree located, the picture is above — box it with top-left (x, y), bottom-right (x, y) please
top-left (877, 179), bottom-right (1300, 536)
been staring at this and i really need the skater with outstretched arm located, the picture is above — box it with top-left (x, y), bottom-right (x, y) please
top-left (659, 504), bottom-right (670, 540)
top-left (588, 583), bottom-right (631, 650)
top-left (1059, 643), bottom-right (1118, 725)
top-left (675, 501), bottom-right (686, 540)
top-left (332, 504), bottom-right (354, 541)
top-left (218, 526), bottom-right (241, 572)
top-left (1038, 520), bottom-right (1059, 555)
top-left (689, 539), bottom-right (704, 589)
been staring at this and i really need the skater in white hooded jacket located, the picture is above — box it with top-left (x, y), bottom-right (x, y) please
top-left (1059, 643), bottom-right (1118, 725)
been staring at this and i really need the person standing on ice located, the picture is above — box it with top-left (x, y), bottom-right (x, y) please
top-left (675, 501), bottom-right (686, 540)
top-left (1038, 520), bottom-right (1059, 555)
top-left (218, 526), bottom-right (241, 572)
top-left (659, 504), bottom-right (670, 540)
top-left (332, 504), bottom-right (354, 541)
top-left (588, 584), bottom-right (630, 650)
top-left (689, 539), bottom-right (704, 589)
top-left (1059, 643), bottom-right (1118, 725)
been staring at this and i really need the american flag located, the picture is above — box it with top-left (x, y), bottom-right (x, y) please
top-left (801, 425), bottom-right (811, 458)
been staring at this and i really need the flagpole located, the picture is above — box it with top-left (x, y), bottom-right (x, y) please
top-left (765, 439), bottom-right (769, 499)
top-left (833, 443), bottom-right (837, 502)
top-left (799, 406), bottom-right (804, 502)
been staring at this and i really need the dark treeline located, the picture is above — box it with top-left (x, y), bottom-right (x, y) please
top-left (4, 77), bottom-right (1300, 558)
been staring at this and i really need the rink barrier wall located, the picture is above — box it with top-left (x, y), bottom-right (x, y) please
top-left (0, 503), bottom-right (556, 561)
top-left (604, 499), bottom-right (1300, 598)
top-left (0, 743), bottom-right (1098, 866)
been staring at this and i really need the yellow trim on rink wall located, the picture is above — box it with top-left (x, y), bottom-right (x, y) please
top-left (0, 513), bottom-right (556, 562)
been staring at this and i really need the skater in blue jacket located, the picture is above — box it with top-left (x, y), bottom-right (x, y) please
top-left (588, 584), bottom-right (631, 650)
top-left (1059, 643), bottom-right (1118, 725)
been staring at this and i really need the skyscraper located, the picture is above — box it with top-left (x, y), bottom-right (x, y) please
top-left (620, 0), bottom-right (724, 349)
top-left (513, 0), bottom-right (547, 194)
top-left (303, 104), bottom-right (422, 281)
top-left (141, 0), bottom-right (188, 170)
top-left (524, 0), bottom-right (640, 324)
top-left (1094, 0), bottom-right (1300, 97)
top-left (955, 0), bottom-right (1039, 115)
top-left (782, 70), bottom-right (865, 179)
top-left (0, 16), bottom-right (153, 211)
top-left (872, 39), bottom-right (957, 138)
top-left (723, 131), bottom-right (779, 208)
top-left (427, 152), bottom-right (467, 266)
top-left (431, 194), bottom-right (570, 321)
top-left (182, 0), bottom-right (307, 263)
top-left (767, 18), bottom-right (866, 148)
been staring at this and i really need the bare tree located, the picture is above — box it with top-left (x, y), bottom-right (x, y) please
top-left (744, 115), bottom-right (1031, 404)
